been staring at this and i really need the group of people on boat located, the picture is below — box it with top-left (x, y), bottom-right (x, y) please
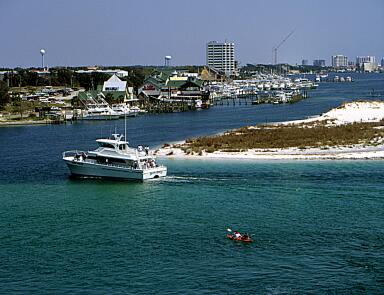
top-left (143, 159), bottom-right (157, 169)
top-left (74, 152), bottom-right (87, 161)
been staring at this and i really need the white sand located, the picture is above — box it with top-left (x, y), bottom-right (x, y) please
top-left (154, 101), bottom-right (384, 161)
top-left (282, 100), bottom-right (384, 126)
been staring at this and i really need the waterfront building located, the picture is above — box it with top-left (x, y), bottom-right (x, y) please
top-left (362, 62), bottom-right (378, 72)
top-left (355, 56), bottom-right (377, 72)
top-left (200, 66), bottom-right (226, 81)
top-left (356, 56), bottom-right (376, 66)
top-left (139, 69), bottom-right (206, 104)
top-left (78, 74), bottom-right (134, 105)
top-left (160, 74), bottom-right (204, 101)
top-left (102, 74), bottom-right (127, 91)
top-left (313, 59), bottom-right (326, 67)
top-left (301, 59), bottom-right (308, 66)
top-left (206, 41), bottom-right (236, 77)
top-left (140, 69), bottom-right (174, 98)
top-left (101, 74), bottom-right (134, 102)
top-left (332, 55), bottom-right (348, 68)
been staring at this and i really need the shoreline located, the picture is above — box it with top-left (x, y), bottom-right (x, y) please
top-left (0, 119), bottom-right (59, 127)
top-left (155, 144), bottom-right (384, 161)
top-left (154, 101), bottom-right (384, 161)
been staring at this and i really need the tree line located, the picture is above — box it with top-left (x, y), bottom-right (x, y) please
top-left (0, 67), bottom-right (157, 91)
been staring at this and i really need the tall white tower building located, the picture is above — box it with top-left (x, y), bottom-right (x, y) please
top-left (332, 55), bottom-right (348, 68)
top-left (206, 41), bottom-right (235, 77)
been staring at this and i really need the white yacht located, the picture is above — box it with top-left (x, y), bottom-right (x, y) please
top-left (63, 134), bottom-right (167, 180)
top-left (111, 104), bottom-right (138, 118)
top-left (82, 104), bottom-right (120, 120)
top-left (128, 106), bottom-right (141, 116)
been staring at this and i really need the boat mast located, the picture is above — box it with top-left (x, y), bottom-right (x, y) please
top-left (124, 105), bottom-right (127, 142)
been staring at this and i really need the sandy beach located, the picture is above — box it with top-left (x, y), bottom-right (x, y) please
top-left (155, 101), bottom-right (384, 160)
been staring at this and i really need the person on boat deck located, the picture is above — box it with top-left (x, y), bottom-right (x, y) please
top-left (234, 231), bottom-right (242, 238)
top-left (145, 146), bottom-right (149, 155)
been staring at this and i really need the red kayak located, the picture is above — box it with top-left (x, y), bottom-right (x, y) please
top-left (227, 234), bottom-right (253, 243)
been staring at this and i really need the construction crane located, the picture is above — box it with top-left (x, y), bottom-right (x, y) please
top-left (272, 30), bottom-right (295, 65)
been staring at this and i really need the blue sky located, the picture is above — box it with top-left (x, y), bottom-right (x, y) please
top-left (1, 0), bottom-right (383, 67)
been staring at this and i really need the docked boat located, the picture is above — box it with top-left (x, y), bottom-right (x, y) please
top-left (111, 104), bottom-right (138, 118)
top-left (129, 106), bottom-right (141, 116)
top-left (82, 105), bottom-right (120, 120)
top-left (63, 133), bottom-right (167, 180)
top-left (79, 92), bottom-right (120, 120)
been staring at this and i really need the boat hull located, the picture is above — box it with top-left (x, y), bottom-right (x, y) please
top-left (82, 114), bottom-right (120, 120)
top-left (227, 234), bottom-right (253, 243)
top-left (64, 158), bottom-right (167, 180)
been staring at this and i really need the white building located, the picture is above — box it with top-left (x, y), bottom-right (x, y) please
top-left (102, 74), bottom-right (127, 91)
top-left (362, 62), bottom-right (378, 72)
top-left (356, 56), bottom-right (376, 66)
top-left (332, 55), bottom-right (348, 68)
top-left (206, 41), bottom-right (235, 77)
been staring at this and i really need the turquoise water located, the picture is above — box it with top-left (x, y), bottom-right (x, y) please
top-left (1, 73), bottom-right (384, 293)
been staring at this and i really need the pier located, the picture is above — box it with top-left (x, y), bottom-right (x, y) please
top-left (210, 90), bottom-right (308, 106)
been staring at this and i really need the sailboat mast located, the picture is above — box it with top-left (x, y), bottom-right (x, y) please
top-left (124, 106), bottom-right (127, 142)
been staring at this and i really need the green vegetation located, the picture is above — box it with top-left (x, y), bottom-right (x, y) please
top-left (2, 66), bottom-right (184, 91)
top-left (181, 121), bottom-right (384, 153)
top-left (0, 81), bottom-right (10, 110)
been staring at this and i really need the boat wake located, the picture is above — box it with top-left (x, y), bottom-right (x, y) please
top-left (161, 175), bottom-right (216, 183)
top-left (161, 175), bottom-right (242, 183)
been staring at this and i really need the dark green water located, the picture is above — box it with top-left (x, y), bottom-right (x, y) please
top-left (0, 73), bottom-right (384, 293)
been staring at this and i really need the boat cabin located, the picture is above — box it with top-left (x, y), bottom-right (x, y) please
top-left (97, 140), bottom-right (128, 151)
top-left (96, 134), bottom-right (129, 151)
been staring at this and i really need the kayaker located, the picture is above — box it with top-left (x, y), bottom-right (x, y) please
top-left (234, 231), bottom-right (242, 239)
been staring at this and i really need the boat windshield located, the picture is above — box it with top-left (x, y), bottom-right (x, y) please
top-left (118, 144), bottom-right (127, 150)
top-left (98, 142), bottom-right (115, 149)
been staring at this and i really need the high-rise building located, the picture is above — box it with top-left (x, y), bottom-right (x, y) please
top-left (313, 59), bottom-right (326, 67)
top-left (206, 41), bottom-right (235, 77)
top-left (355, 56), bottom-right (377, 72)
top-left (301, 59), bottom-right (308, 66)
top-left (356, 56), bottom-right (376, 66)
top-left (332, 55), bottom-right (348, 68)
top-left (381, 58), bottom-right (384, 67)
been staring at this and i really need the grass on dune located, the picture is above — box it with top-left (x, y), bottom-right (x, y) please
top-left (178, 121), bottom-right (384, 154)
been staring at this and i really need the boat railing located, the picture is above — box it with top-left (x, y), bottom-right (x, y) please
top-left (92, 161), bottom-right (164, 171)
